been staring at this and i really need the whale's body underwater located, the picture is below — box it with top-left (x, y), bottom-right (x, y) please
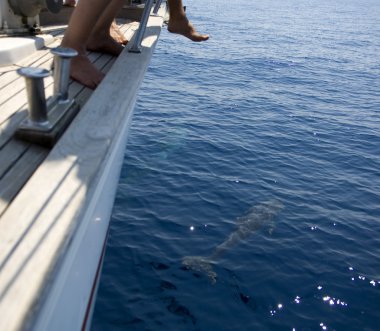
top-left (182, 199), bottom-right (284, 283)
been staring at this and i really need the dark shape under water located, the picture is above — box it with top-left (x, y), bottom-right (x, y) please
top-left (166, 297), bottom-right (196, 325)
top-left (240, 292), bottom-right (253, 305)
top-left (160, 280), bottom-right (177, 290)
top-left (182, 199), bottom-right (284, 283)
top-left (150, 261), bottom-right (170, 270)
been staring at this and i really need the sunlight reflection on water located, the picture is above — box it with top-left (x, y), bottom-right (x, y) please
top-left (91, 0), bottom-right (380, 330)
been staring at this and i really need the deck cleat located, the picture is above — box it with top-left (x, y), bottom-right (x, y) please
top-left (15, 47), bottom-right (80, 147)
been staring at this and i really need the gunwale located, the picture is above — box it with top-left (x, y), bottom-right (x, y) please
top-left (0, 7), bottom-right (165, 331)
top-left (0, 21), bottom-right (139, 216)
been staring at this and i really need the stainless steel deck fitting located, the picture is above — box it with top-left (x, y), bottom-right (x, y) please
top-left (15, 47), bottom-right (80, 147)
top-left (51, 47), bottom-right (78, 103)
top-left (17, 67), bottom-right (51, 130)
top-left (8, 0), bottom-right (62, 17)
top-left (153, 0), bottom-right (163, 15)
top-left (129, 0), bottom-right (154, 53)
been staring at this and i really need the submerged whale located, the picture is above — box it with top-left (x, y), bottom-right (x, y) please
top-left (182, 199), bottom-right (284, 283)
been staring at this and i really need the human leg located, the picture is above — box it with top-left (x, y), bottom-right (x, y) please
top-left (61, 0), bottom-right (125, 88)
top-left (61, 0), bottom-right (110, 88)
top-left (167, 0), bottom-right (209, 42)
top-left (86, 0), bottom-right (126, 55)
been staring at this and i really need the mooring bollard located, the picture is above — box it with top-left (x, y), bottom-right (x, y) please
top-left (16, 47), bottom-right (81, 147)
top-left (51, 47), bottom-right (78, 102)
top-left (17, 67), bottom-right (51, 129)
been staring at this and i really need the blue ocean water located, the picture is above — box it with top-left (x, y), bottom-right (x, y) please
top-left (91, 0), bottom-right (380, 330)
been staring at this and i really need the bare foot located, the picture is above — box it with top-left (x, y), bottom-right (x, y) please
top-left (110, 21), bottom-right (128, 45)
top-left (87, 33), bottom-right (124, 56)
top-left (70, 54), bottom-right (105, 89)
top-left (168, 16), bottom-right (209, 42)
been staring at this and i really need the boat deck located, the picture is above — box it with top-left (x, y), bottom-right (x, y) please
top-left (0, 5), bottom-right (165, 330)
top-left (0, 20), bottom-right (138, 217)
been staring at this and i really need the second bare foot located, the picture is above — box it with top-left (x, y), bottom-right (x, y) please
top-left (168, 16), bottom-right (209, 42)
top-left (87, 33), bottom-right (124, 56)
top-left (70, 54), bottom-right (105, 89)
top-left (110, 22), bottom-right (128, 45)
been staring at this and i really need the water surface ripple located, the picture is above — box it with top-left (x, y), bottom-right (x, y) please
top-left (92, 0), bottom-right (380, 330)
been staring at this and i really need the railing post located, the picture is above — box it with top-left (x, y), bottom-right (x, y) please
top-left (153, 0), bottom-right (163, 15)
top-left (129, 0), bottom-right (155, 53)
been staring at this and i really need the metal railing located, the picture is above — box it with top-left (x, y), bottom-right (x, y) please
top-left (15, 0), bottom-right (166, 144)
top-left (153, 0), bottom-right (163, 15)
top-left (129, 0), bottom-right (164, 53)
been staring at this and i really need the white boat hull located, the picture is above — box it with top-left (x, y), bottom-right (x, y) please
top-left (31, 107), bottom-right (133, 331)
